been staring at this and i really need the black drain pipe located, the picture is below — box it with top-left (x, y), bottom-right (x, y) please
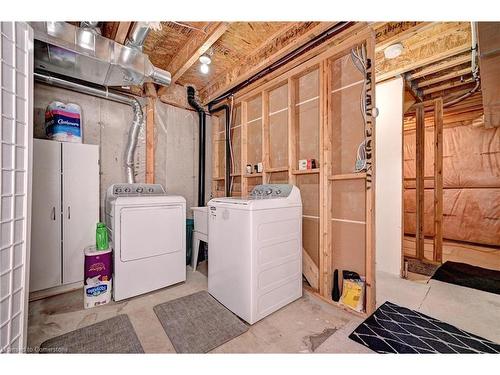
top-left (187, 86), bottom-right (206, 206)
top-left (208, 103), bottom-right (231, 196)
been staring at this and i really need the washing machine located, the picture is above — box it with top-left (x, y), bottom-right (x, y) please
top-left (105, 183), bottom-right (186, 301)
top-left (208, 184), bottom-right (302, 324)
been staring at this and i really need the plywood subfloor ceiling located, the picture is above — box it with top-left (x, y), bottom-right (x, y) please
top-left (99, 21), bottom-right (474, 104)
top-left (374, 22), bottom-right (475, 105)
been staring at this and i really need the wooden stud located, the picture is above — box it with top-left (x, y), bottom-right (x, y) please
top-left (365, 32), bottom-right (376, 314)
top-left (320, 58), bottom-right (332, 299)
top-left (145, 97), bottom-right (155, 184)
top-left (262, 92), bottom-right (270, 184)
top-left (288, 77), bottom-right (297, 184)
top-left (319, 60), bottom-right (329, 298)
top-left (241, 101), bottom-right (248, 195)
top-left (433, 98), bottom-right (444, 263)
top-left (415, 104), bottom-right (426, 260)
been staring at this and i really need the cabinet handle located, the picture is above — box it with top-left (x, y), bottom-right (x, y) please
top-left (68, 206), bottom-right (71, 220)
top-left (51, 207), bottom-right (56, 221)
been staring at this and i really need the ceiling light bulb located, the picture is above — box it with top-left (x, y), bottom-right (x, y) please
top-left (200, 63), bottom-right (209, 74)
top-left (199, 55), bottom-right (211, 65)
top-left (384, 43), bottom-right (404, 59)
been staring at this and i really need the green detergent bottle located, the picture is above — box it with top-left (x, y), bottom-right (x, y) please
top-left (96, 222), bottom-right (109, 251)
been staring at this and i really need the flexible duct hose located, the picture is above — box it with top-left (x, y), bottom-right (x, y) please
top-left (34, 73), bottom-right (144, 184)
top-left (125, 98), bottom-right (144, 183)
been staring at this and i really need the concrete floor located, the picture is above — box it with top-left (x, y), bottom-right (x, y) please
top-left (28, 268), bottom-right (500, 353)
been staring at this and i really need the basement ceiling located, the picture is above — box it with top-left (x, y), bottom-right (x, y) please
top-left (98, 21), bottom-right (474, 103)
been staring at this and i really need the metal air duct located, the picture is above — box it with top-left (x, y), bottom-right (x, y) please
top-left (31, 22), bottom-right (171, 88)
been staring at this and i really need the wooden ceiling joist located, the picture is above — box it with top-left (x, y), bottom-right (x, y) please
top-left (166, 22), bottom-right (230, 84)
top-left (200, 22), bottom-right (337, 103)
top-left (114, 22), bottom-right (132, 44)
top-left (422, 77), bottom-right (474, 96)
top-left (416, 67), bottom-right (472, 88)
top-left (408, 52), bottom-right (471, 80)
top-left (376, 22), bottom-right (472, 82)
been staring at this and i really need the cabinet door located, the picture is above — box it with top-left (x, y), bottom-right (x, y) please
top-left (62, 142), bottom-right (99, 284)
top-left (30, 139), bottom-right (62, 292)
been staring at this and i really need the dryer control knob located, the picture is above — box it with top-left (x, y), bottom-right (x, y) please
top-left (265, 189), bottom-right (272, 195)
top-left (124, 187), bottom-right (131, 193)
top-left (136, 187), bottom-right (143, 193)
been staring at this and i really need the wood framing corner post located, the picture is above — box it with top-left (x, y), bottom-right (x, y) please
top-left (433, 98), bottom-right (443, 263)
top-left (365, 32), bottom-right (376, 315)
top-left (146, 96), bottom-right (155, 184)
top-left (415, 104), bottom-right (426, 261)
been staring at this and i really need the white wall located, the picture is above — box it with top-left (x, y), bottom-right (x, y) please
top-left (375, 78), bottom-right (404, 276)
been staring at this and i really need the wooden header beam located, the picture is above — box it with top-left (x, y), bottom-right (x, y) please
top-left (375, 22), bottom-right (435, 52)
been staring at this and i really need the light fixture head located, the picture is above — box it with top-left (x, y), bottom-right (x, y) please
top-left (199, 54), bottom-right (211, 65)
top-left (384, 43), bottom-right (404, 59)
top-left (200, 63), bottom-right (209, 74)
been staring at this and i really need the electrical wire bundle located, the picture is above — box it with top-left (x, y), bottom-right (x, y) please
top-left (350, 44), bottom-right (369, 173)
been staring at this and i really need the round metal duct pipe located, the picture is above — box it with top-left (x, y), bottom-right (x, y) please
top-left (34, 72), bottom-right (144, 183)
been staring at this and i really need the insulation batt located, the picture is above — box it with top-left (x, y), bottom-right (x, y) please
top-left (403, 122), bottom-right (500, 246)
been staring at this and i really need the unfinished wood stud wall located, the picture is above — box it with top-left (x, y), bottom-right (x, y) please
top-left (210, 28), bottom-right (376, 315)
top-left (406, 99), bottom-right (444, 264)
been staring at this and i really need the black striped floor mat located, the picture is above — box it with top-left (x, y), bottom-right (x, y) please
top-left (349, 301), bottom-right (500, 353)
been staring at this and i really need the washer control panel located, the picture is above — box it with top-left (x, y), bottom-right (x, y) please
top-left (249, 184), bottom-right (293, 199)
top-left (112, 183), bottom-right (165, 196)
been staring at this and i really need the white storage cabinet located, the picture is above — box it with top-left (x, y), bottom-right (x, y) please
top-left (30, 139), bottom-right (98, 292)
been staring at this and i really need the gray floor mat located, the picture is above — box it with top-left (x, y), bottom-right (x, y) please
top-left (153, 290), bottom-right (248, 353)
top-left (39, 314), bottom-right (144, 353)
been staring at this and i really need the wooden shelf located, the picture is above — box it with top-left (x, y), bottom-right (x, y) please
top-left (230, 173), bottom-right (241, 177)
top-left (265, 167), bottom-right (288, 173)
top-left (292, 168), bottom-right (320, 175)
top-left (328, 172), bottom-right (366, 181)
top-left (212, 177), bottom-right (225, 181)
top-left (243, 173), bottom-right (262, 178)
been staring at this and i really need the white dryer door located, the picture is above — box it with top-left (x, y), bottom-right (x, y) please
top-left (120, 205), bottom-right (183, 261)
